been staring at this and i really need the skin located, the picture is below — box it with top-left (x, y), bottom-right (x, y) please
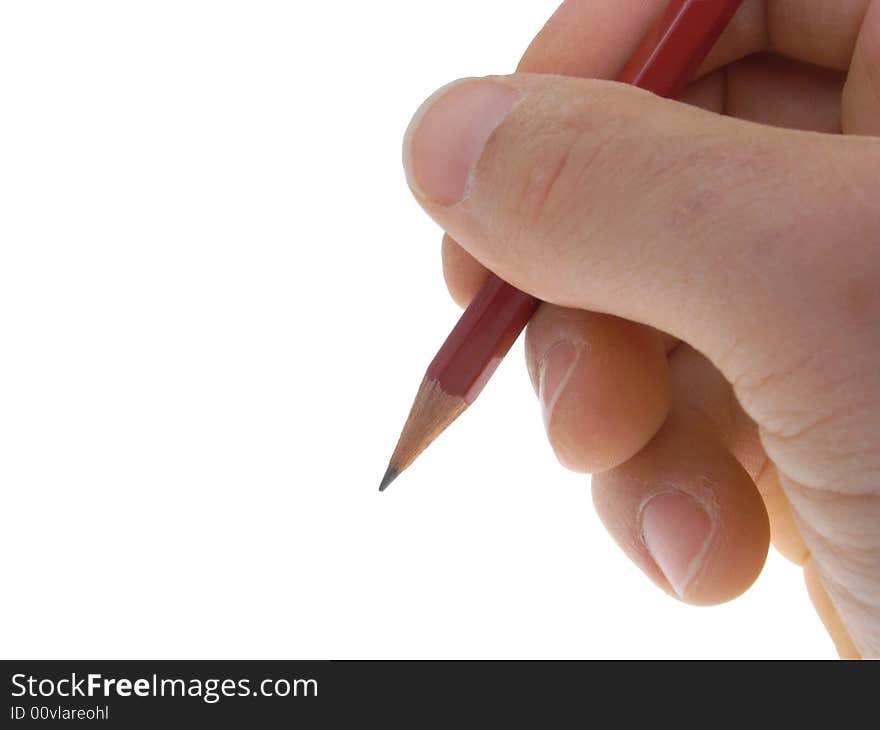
top-left (403, 0), bottom-right (880, 658)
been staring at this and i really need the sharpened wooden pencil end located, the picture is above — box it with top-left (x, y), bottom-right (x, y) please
top-left (381, 377), bottom-right (468, 489)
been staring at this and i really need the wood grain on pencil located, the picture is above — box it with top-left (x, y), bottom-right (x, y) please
top-left (381, 0), bottom-right (746, 491)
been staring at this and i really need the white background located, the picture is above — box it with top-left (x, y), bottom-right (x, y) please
top-left (0, 1), bottom-right (831, 658)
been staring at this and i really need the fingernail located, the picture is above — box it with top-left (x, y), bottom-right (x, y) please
top-left (403, 78), bottom-right (522, 206)
top-left (539, 339), bottom-right (580, 428)
top-left (640, 492), bottom-right (714, 598)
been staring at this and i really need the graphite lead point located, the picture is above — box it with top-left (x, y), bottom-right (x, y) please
top-left (379, 466), bottom-right (399, 492)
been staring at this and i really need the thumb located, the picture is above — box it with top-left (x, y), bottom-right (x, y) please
top-left (402, 74), bottom-right (879, 383)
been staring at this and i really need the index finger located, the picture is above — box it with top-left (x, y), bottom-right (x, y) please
top-left (519, 0), bottom-right (870, 77)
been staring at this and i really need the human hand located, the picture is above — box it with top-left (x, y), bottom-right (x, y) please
top-left (401, 0), bottom-right (880, 658)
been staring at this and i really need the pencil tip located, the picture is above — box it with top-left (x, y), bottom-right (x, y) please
top-left (379, 466), bottom-right (399, 492)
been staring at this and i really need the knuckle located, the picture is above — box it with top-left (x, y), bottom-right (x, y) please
top-left (514, 120), bottom-right (598, 236)
top-left (495, 87), bottom-right (620, 241)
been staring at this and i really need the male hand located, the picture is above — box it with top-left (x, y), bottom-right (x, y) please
top-left (402, 0), bottom-right (880, 657)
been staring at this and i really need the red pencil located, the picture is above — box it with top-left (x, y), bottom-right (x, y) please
top-left (381, 0), bottom-right (745, 491)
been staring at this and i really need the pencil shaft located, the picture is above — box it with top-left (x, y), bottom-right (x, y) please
top-left (427, 277), bottom-right (540, 403)
top-left (618, 0), bottom-right (745, 94)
